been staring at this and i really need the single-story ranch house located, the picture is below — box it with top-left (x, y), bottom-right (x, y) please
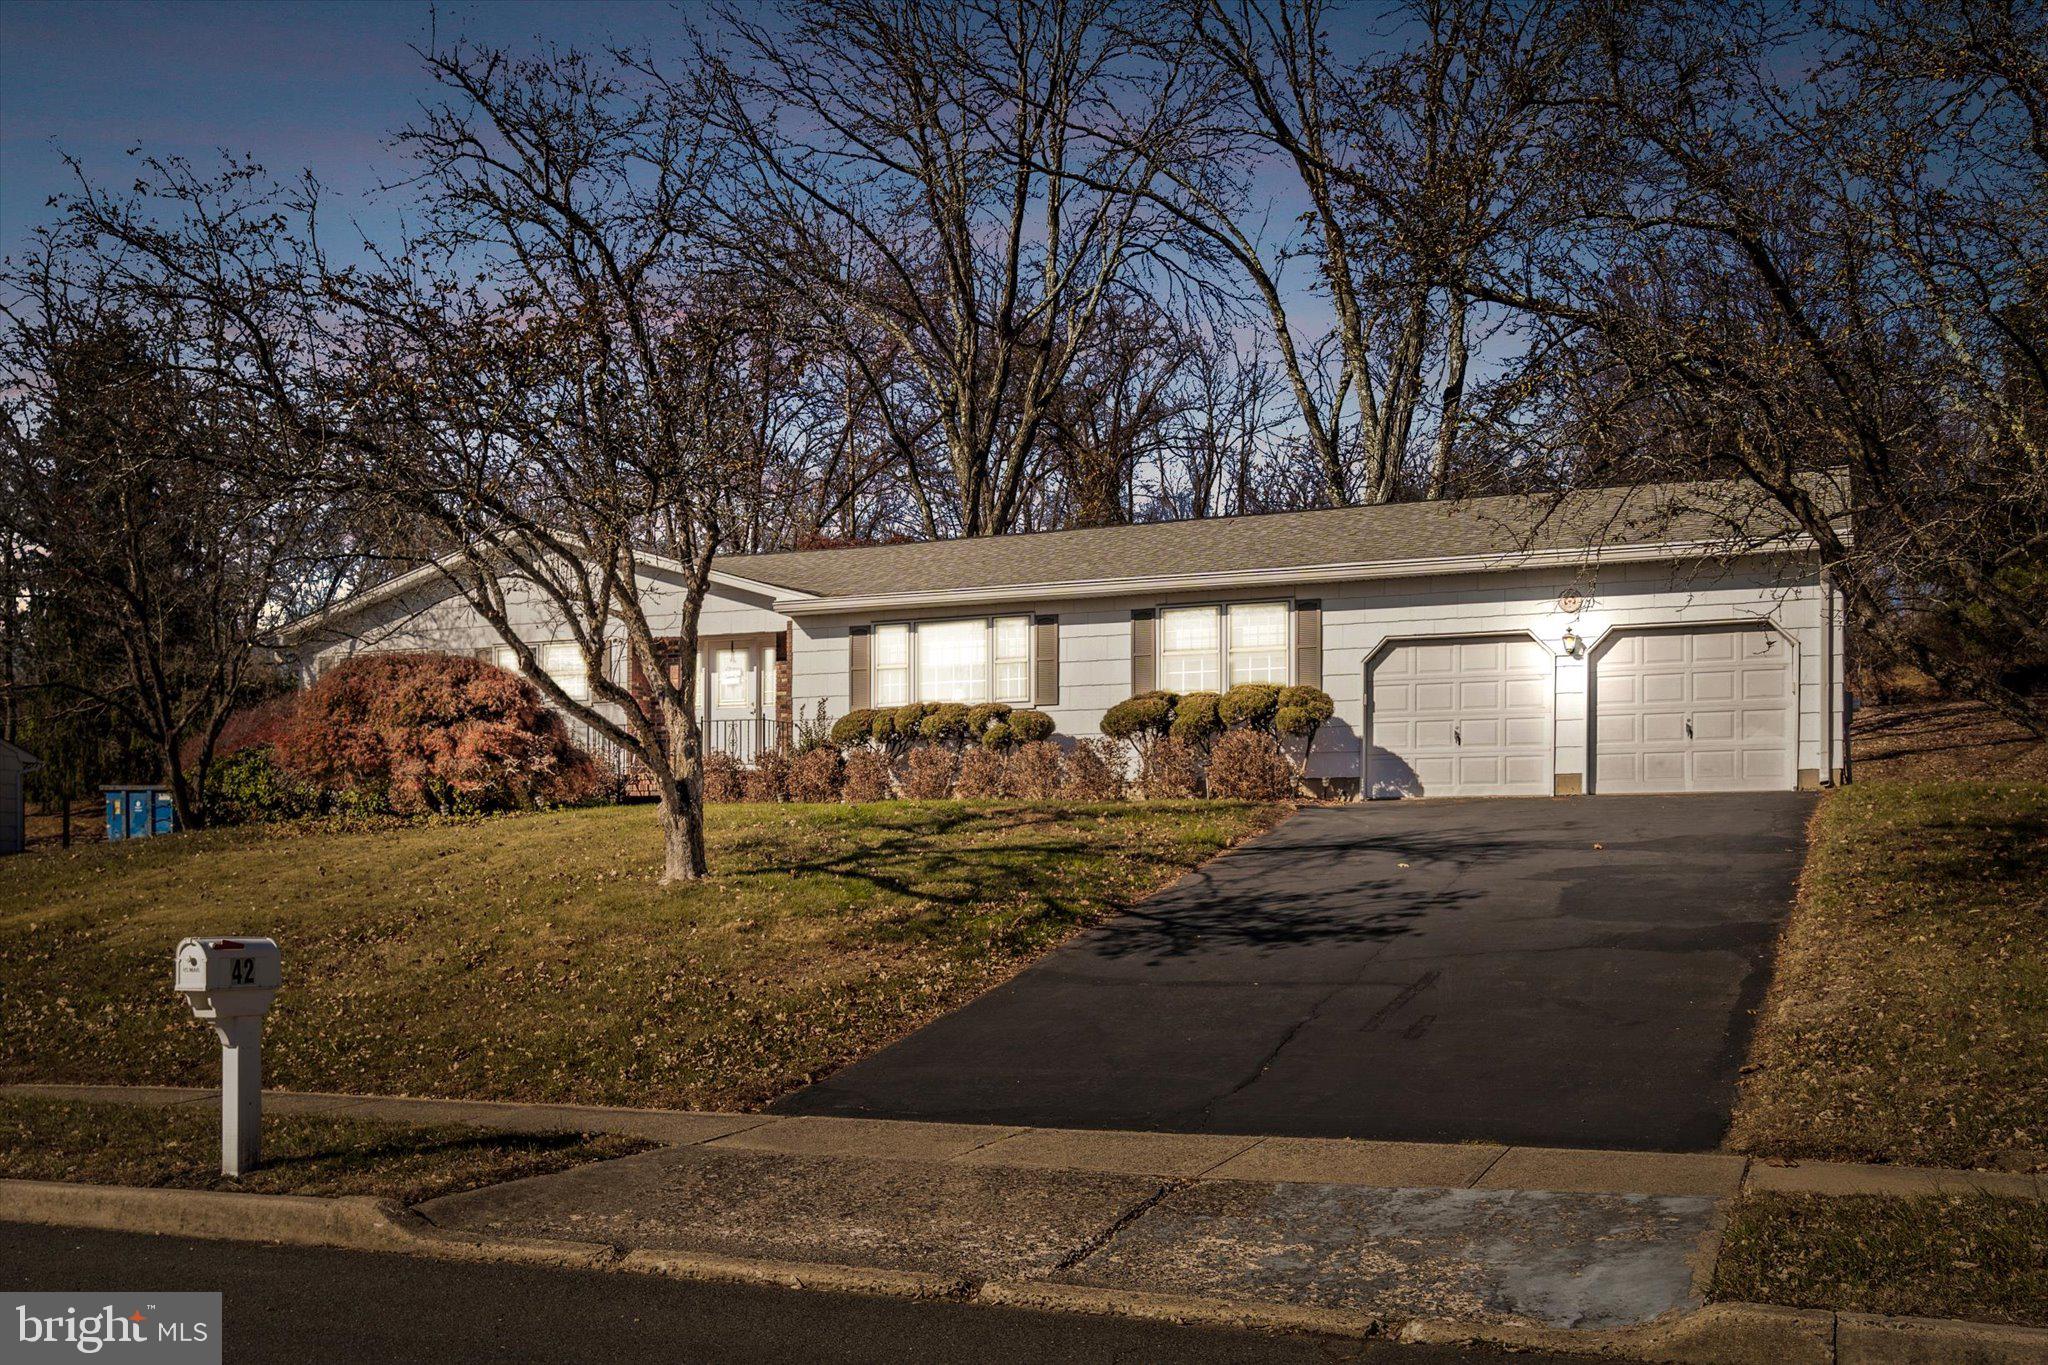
top-left (285, 475), bottom-right (1851, 799)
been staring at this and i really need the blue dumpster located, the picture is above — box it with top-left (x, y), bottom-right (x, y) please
top-left (104, 786), bottom-right (178, 841)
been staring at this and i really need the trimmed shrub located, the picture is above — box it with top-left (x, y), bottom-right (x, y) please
top-left (1206, 729), bottom-right (1295, 800)
top-left (1101, 691), bottom-right (1175, 743)
top-left (894, 702), bottom-right (935, 736)
top-left (955, 746), bottom-right (1007, 799)
top-left (702, 751), bottom-right (744, 803)
top-left (920, 702), bottom-right (974, 748)
top-left (965, 702), bottom-right (1013, 740)
top-left (1009, 708), bottom-right (1055, 744)
top-left (1139, 735), bottom-right (1205, 799)
top-left (1168, 691), bottom-right (1223, 748)
top-left (203, 746), bottom-right (318, 824)
top-left (1217, 683), bottom-right (1282, 732)
top-left (788, 747), bottom-right (844, 802)
top-left (902, 745), bottom-right (959, 800)
top-left (742, 749), bottom-right (792, 802)
top-left (274, 652), bottom-right (602, 815)
top-left (1274, 684), bottom-right (1335, 769)
top-left (1061, 739), bottom-right (1127, 801)
top-left (868, 708), bottom-right (902, 747)
top-left (830, 708), bottom-right (876, 748)
top-left (979, 720), bottom-right (1015, 750)
top-left (1004, 741), bottom-right (1065, 799)
top-left (841, 747), bottom-right (892, 801)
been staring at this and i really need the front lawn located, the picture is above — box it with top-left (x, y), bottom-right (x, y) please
top-left (0, 800), bottom-right (1279, 1111)
top-left (1712, 1192), bottom-right (2048, 1327)
top-left (1727, 781), bottom-right (2048, 1170)
top-left (0, 1096), bottom-right (650, 1203)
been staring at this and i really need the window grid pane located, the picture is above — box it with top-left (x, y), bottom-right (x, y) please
top-left (1162, 654), bottom-right (1219, 693)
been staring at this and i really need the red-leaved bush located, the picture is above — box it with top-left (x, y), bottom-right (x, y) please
top-left (702, 752), bottom-right (744, 803)
top-left (1004, 742), bottom-right (1065, 799)
top-left (842, 748), bottom-right (893, 801)
top-left (743, 749), bottom-right (792, 802)
top-left (787, 747), bottom-right (844, 802)
top-left (1205, 729), bottom-right (1296, 801)
top-left (1060, 739), bottom-right (1126, 801)
top-left (901, 746), bottom-right (959, 800)
top-left (954, 746), bottom-right (1006, 799)
top-left (273, 653), bottom-right (602, 815)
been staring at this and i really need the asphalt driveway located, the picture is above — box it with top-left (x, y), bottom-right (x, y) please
top-left (779, 792), bottom-right (1816, 1152)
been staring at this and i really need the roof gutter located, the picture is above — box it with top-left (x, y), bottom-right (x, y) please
top-left (768, 535), bottom-right (1822, 616)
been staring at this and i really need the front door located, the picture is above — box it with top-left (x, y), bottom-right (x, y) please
top-left (707, 642), bottom-right (765, 762)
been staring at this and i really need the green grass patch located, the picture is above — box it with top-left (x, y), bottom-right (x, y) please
top-left (0, 1096), bottom-right (649, 1203)
top-left (1712, 1192), bottom-right (2048, 1327)
top-left (1728, 781), bottom-right (2048, 1170)
top-left (0, 800), bottom-right (1279, 1111)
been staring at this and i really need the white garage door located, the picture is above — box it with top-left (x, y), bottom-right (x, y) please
top-left (1592, 624), bottom-right (1794, 794)
top-left (1367, 637), bottom-right (1553, 798)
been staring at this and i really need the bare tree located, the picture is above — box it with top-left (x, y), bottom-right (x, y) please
top-left (688, 0), bottom-right (1201, 536)
top-left (1490, 0), bottom-right (2048, 728)
top-left (1124, 0), bottom-right (1583, 504)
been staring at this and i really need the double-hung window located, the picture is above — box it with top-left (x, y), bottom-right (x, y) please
top-left (872, 624), bottom-right (911, 707)
top-left (1159, 607), bottom-right (1221, 692)
top-left (992, 616), bottom-right (1031, 703)
top-left (1227, 603), bottom-right (1289, 685)
top-left (1155, 602), bottom-right (1289, 691)
top-left (495, 641), bottom-right (591, 702)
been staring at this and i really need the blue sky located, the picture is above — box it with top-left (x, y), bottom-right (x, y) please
top-left (1, 1), bottom-right (719, 260)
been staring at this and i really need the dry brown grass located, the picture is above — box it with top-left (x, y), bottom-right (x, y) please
top-left (1728, 781), bottom-right (2048, 1170)
top-left (0, 799), bottom-right (1280, 1112)
top-left (0, 1096), bottom-right (648, 1203)
top-left (1852, 696), bottom-right (2048, 783)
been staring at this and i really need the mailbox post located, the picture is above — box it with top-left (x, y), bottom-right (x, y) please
top-left (174, 937), bottom-right (280, 1177)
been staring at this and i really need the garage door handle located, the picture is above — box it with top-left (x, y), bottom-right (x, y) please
top-left (1685, 717), bottom-right (1693, 739)
top-left (1454, 725), bottom-right (1462, 745)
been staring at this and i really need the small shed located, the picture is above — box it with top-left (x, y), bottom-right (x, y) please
top-left (0, 738), bottom-right (41, 856)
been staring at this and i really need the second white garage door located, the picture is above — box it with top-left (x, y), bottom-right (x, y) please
top-left (1591, 624), bottom-right (1795, 793)
top-left (1367, 636), bottom-right (1553, 798)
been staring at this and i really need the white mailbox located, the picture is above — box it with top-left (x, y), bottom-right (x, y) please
top-left (174, 937), bottom-right (280, 1177)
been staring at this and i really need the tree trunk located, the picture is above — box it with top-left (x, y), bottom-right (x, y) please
top-left (655, 781), bottom-right (708, 884)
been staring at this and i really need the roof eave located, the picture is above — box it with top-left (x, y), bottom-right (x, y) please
top-left (770, 535), bottom-right (1821, 616)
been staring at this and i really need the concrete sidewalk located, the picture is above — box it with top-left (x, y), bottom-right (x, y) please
top-left (10, 1083), bottom-right (2040, 1202)
top-left (8, 1085), bottom-right (2048, 1359)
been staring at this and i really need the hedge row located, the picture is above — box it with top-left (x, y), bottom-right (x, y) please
top-left (702, 729), bottom-right (1297, 804)
top-left (827, 701), bottom-right (1055, 752)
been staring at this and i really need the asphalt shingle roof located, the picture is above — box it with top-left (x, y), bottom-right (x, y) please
top-left (719, 475), bottom-right (1839, 600)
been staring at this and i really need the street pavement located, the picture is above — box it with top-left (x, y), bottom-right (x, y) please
top-left (1, 1222), bottom-right (1595, 1364)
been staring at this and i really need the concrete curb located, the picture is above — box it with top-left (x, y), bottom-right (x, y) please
top-left (8, 1178), bottom-right (2046, 1362)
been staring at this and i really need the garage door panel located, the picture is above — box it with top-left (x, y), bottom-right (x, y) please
top-left (1691, 711), bottom-right (1735, 741)
top-left (1641, 672), bottom-right (1687, 703)
top-left (1643, 712), bottom-right (1687, 742)
top-left (1743, 670), bottom-right (1788, 699)
top-left (1691, 671), bottom-right (1737, 702)
top-left (1368, 635), bottom-right (1553, 799)
top-left (1591, 625), bottom-right (1792, 794)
